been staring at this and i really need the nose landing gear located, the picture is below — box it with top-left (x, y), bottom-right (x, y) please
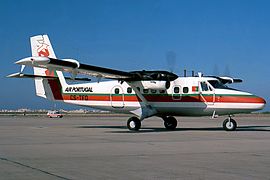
top-left (223, 116), bottom-right (237, 131)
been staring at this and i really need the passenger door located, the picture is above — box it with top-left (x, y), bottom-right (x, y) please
top-left (110, 86), bottom-right (124, 108)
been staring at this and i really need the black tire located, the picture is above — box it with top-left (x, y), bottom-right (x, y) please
top-left (223, 119), bottom-right (237, 131)
top-left (127, 117), bottom-right (141, 131)
top-left (163, 116), bottom-right (178, 130)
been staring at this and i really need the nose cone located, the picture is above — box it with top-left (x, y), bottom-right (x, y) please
top-left (254, 96), bottom-right (266, 110)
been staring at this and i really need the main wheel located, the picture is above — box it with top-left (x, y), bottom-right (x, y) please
top-left (223, 119), bottom-right (237, 131)
top-left (163, 116), bottom-right (178, 130)
top-left (127, 117), bottom-right (141, 131)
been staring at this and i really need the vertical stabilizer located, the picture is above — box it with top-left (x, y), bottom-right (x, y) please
top-left (30, 35), bottom-right (64, 100)
top-left (31, 35), bottom-right (56, 58)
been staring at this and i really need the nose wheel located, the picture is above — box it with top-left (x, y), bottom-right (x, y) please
top-left (223, 117), bottom-right (237, 131)
top-left (163, 116), bottom-right (178, 130)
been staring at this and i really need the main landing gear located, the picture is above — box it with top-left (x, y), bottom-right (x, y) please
top-left (222, 116), bottom-right (237, 131)
top-left (127, 117), bottom-right (141, 131)
top-left (127, 116), bottom-right (178, 131)
top-left (163, 116), bottom-right (178, 130)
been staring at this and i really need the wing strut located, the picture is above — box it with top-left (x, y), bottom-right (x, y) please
top-left (127, 82), bottom-right (157, 120)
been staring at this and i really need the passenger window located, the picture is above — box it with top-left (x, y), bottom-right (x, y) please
top-left (200, 82), bottom-right (209, 91)
top-left (174, 87), bottom-right (180, 93)
top-left (127, 87), bottom-right (132, 93)
top-left (159, 90), bottom-right (165, 94)
top-left (183, 87), bottom-right (189, 93)
top-left (151, 89), bottom-right (157, 93)
top-left (115, 88), bottom-right (120, 94)
top-left (143, 89), bottom-right (149, 94)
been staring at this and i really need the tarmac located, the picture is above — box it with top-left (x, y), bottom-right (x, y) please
top-left (0, 114), bottom-right (270, 180)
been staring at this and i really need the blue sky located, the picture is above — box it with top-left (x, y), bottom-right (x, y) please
top-left (0, 0), bottom-right (269, 110)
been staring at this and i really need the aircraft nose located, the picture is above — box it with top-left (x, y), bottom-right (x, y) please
top-left (254, 96), bottom-right (266, 110)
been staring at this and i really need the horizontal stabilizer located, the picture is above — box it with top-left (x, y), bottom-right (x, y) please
top-left (7, 72), bottom-right (91, 81)
top-left (7, 72), bottom-right (55, 79)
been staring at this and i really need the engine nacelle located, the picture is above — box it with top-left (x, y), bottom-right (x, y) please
top-left (134, 80), bottom-right (170, 90)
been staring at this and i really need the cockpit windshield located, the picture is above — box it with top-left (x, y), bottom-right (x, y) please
top-left (208, 80), bottom-right (229, 89)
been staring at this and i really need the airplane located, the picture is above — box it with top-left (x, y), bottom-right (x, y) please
top-left (8, 35), bottom-right (266, 131)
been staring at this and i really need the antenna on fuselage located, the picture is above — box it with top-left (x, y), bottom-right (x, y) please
top-left (183, 69), bottom-right (196, 77)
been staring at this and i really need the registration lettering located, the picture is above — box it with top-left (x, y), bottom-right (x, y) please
top-left (70, 95), bottom-right (88, 101)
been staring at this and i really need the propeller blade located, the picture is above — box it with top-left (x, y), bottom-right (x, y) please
top-left (166, 51), bottom-right (176, 73)
top-left (213, 64), bottom-right (220, 76)
top-left (224, 65), bottom-right (231, 76)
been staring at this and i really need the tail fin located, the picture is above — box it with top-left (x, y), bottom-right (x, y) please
top-left (31, 35), bottom-right (56, 58)
top-left (30, 35), bottom-right (65, 100)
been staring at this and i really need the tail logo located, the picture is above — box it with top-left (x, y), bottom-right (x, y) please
top-left (36, 37), bottom-right (50, 57)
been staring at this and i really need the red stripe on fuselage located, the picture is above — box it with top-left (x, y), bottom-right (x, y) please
top-left (215, 95), bottom-right (265, 104)
top-left (58, 94), bottom-right (265, 104)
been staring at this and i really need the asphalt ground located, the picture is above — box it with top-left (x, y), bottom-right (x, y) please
top-left (0, 114), bottom-right (270, 180)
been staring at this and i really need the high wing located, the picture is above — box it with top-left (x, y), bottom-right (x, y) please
top-left (11, 56), bottom-right (178, 81)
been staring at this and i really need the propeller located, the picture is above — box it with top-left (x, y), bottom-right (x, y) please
top-left (165, 51), bottom-right (178, 89)
top-left (213, 64), bottom-right (220, 76)
top-left (224, 65), bottom-right (231, 76)
top-left (212, 64), bottom-right (231, 77)
top-left (166, 51), bottom-right (176, 73)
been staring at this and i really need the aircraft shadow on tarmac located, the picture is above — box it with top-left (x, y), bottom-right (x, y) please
top-left (76, 125), bottom-right (270, 133)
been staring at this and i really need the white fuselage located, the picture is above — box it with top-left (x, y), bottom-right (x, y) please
top-left (54, 77), bottom-right (265, 117)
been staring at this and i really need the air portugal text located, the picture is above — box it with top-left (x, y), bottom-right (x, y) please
top-left (65, 87), bottom-right (93, 93)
